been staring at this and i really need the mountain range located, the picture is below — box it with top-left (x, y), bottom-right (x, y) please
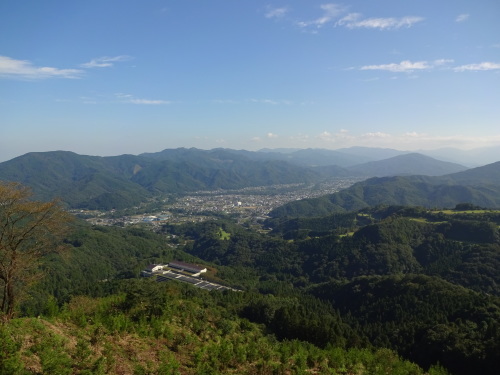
top-left (0, 147), bottom-right (497, 211)
top-left (270, 161), bottom-right (500, 217)
top-left (0, 149), bottom-right (320, 209)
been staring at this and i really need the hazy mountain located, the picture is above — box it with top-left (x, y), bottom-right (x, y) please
top-left (335, 146), bottom-right (410, 161)
top-left (253, 148), bottom-right (374, 167)
top-left (143, 147), bottom-right (368, 170)
top-left (311, 164), bottom-right (361, 178)
top-left (257, 146), bottom-right (499, 169)
top-left (419, 146), bottom-right (500, 167)
top-left (347, 153), bottom-right (468, 177)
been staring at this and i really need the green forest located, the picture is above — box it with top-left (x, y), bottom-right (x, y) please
top-left (1, 201), bottom-right (499, 374)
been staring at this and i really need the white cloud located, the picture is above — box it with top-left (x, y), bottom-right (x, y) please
top-left (453, 62), bottom-right (500, 72)
top-left (289, 133), bottom-right (310, 142)
top-left (316, 129), bottom-right (355, 143)
top-left (267, 133), bottom-right (278, 138)
top-left (318, 131), bottom-right (333, 141)
top-left (433, 59), bottom-right (454, 66)
top-left (81, 55), bottom-right (132, 68)
top-left (338, 14), bottom-right (424, 30)
top-left (250, 98), bottom-right (292, 105)
top-left (0, 55), bottom-right (83, 79)
top-left (129, 99), bottom-right (171, 105)
top-left (361, 60), bottom-right (430, 72)
top-left (275, 3), bottom-right (423, 32)
top-left (361, 132), bottom-right (392, 139)
top-left (297, 3), bottom-right (345, 28)
top-left (265, 6), bottom-right (289, 19)
top-left (456, 14), bottom-right (469, 22)
top-left (115, 93), bottom-right (171, 105)
top-left (405, 132), bottom-right (420, 137)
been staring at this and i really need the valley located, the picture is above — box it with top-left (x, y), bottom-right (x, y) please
top-left (1, 147), bottom-right (500, 375)
top-left (78, 178), bottom-right (363, 227)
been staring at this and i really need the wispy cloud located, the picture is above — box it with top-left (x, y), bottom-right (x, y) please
top-left (337, 14), bottom-right (424, 30)
top-left (115, 93), bottom-right (171, 105)
top-left (361, 60), bottom-right (431, 72)
top-left (250, 98), bottom-right (292, 105)
top-left (81, 55), bottom-right (132, 68)
top-left (434, 59), bottom-right (454, 66)
top-left (297, 4), bottom-right (345, 28)
top-left (360, 59), bottom-right (454, 73)
top-left (456, 14), bottom-right (470, 22)
top-left (0, 55), bottom-right (83, 79)
top-left (265, 6), bottom-right (289, 19)
top-left (453, 62), bottom-right (500, 72)
top-left (293, 4), bottom-right (423, 31)
top-left (129, 98), bottom-right (171, 105)
top-left (267, 132), bottom-right (278, 139)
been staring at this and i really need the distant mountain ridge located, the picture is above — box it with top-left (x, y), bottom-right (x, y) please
top-left (347, 153), bottom-right (468, 177)
top-left (258, 145), bottom-right (500, 167)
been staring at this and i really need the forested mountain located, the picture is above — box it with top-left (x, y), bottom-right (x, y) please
top-left (3, 203), bottom-right (500, 374)
top-left (347, 153), bottom-right (468, 177)
top-left (0, 150), bottom-right (322, 209)
top-left (439, 161), bottom-right (500, 185)
top-left (270, 161), bottom-right (500, 217)
top-left (0, 151), bottom-right (152, 209)
top-left (142, 147), bottom-right (374, 168)
top-left (2, 147), bottom-right (499, 374)
top-left (1, 148), bottom-right (488, 212)
top-left (310, 275), bottom-right (500, 375)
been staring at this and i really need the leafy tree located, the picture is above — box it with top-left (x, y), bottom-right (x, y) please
top-left (0, 182), bottom-right (73, 321)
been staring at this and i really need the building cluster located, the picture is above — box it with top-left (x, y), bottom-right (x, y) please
top-left (141, 261), bottom-right (237, 292)
top-left (80, 178), bottom-right (363, 227)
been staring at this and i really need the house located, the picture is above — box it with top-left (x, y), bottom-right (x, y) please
top-left (146, 264), bottom-right (164, 272)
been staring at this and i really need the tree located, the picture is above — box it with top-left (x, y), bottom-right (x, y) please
top-left (0, 182), bottom-right (72, 321)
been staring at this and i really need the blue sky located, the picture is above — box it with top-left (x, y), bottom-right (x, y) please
top-left (1, 0), bottom-right (499, 162)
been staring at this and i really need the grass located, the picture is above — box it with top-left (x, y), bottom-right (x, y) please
top-left (339, 232), bottom-right (355, 237)
top-left (431, 209), bottom-right (500, 215)
top-left (217, 228), bottom-right (231, 240)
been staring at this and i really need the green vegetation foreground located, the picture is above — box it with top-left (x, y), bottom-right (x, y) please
top-left (1, 281), bottom-right (447, 375)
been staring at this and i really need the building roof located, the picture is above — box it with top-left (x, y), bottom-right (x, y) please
top-left (168, 260), bottom-right (206, 272)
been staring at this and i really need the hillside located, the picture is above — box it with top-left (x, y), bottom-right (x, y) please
top-left (270, 161), bottom-right (500, 217)
top-left (0, 151), bottom-right (152, 209)
top-left (2, 284), bottom-right (437, 375)
top-left (310, 275), bottom-right (500, 375)
top-left (440, 161), bottom-right (500, 185)
top-left (3, 204), bottom-right (500, 374)
top-left (347, 153), bottom-right (468, 177)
